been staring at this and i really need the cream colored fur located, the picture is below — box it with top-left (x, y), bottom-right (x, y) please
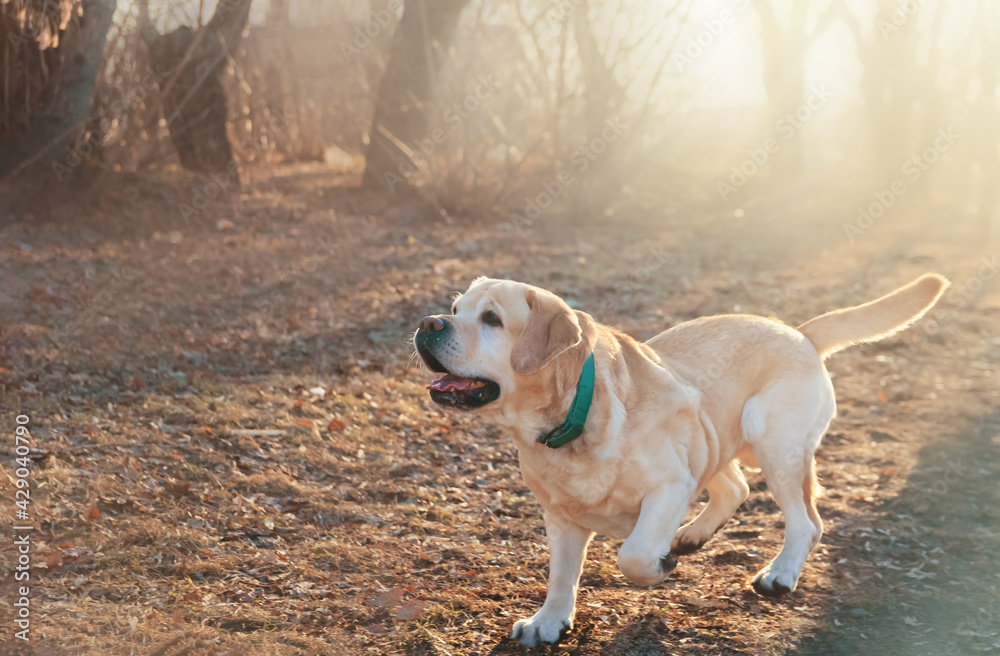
top-left (415, 274), bottom-right (948, 646)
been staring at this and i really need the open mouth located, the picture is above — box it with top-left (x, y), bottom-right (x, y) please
top-left (418, 346), bottom-right (500, 410)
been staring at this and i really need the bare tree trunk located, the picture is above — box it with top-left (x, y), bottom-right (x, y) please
top-left (754, 1), bottom-right (838, 183)
top-left (0, 0), bottom-right (117, 180)
top-left (572, 0), bottom-right (621, 139)
top-left (361, 0), bottom-right (470, 194)
top-left (843, 0), bottom-right (943, 184)
top-left (143, 0), bottom-right (252, 180)
top-left (569, 0), bottom-right (626, 219)
top-left (970, 1), bottom-right (1000, 240)
top-left (261, 0), bottom-right (314, 159)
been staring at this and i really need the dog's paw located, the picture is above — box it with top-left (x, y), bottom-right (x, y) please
top-left (670, 520), bottom-right (722, 556)
top-left (671, 525), bottom-right (712, 556)
top-left (752, 563), bottom-right (799, 597)
top-left (511, 612), bottom-right (571, 646)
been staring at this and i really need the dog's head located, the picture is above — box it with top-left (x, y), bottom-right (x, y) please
top-left (414, 278), bottom-right (586, 414)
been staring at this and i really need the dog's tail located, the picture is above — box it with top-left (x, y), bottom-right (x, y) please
top-left (797, 273), bottom-right (949, 358)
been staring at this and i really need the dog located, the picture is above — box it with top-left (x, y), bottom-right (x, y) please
top-left (413, 274), bottom-right (947, 646)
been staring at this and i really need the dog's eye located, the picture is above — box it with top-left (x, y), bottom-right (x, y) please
top-left (481, 311), bottom-right (502, 327)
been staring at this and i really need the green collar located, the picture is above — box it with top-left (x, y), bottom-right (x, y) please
top-left (539, 353), bottom-right (595, 448)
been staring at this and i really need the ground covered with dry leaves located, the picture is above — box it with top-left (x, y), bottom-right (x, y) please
top-left (1, 164), bottom-right (998, 655)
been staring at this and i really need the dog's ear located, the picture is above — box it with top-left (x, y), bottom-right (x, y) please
top-left (511, 288), bottom-right (582, 375)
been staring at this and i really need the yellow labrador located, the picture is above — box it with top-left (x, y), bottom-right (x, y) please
top-left (413, 274), bottom-right (947, 646)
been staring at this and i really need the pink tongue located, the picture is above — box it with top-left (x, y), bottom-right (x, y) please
top-left (429, 374), bottom-right (473, 391)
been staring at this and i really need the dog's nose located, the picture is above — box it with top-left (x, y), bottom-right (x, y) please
top-left (419, 316), bottom-right (445, 332)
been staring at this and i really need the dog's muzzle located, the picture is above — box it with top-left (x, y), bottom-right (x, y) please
top-left (415, 315), bottom-right (500, 410)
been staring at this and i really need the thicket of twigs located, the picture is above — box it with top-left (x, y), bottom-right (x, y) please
top-left (3, 1), bottom-right (999, 232)
top-left (0, 0), bottom-right (82, 144)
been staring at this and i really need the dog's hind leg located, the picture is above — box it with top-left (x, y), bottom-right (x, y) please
top-left (744, 381), bottom-right (833, 596)
top-left (671, 460), bottom-right (749, 556)
top-left (751, 450), bottom-right (824, 596)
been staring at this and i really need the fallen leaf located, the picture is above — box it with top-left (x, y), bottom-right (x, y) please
top-left (171, 608), bottom-right (184, 628)
top-left (45, 552), bottom-right (61, 568)
top-left (168, 480), bottom-right (194, 497)
top-left (327, 418), bottom-right (346, 432)
top-left (30, 283), bottom-right (58, 303)
top-left (877, 391), bottom-right (889, 403)
top-left (197, 426), bottom-right (213, 437)
top-left (62, 547), bottom-right (95, 565)
top-left (88, 506), bottom-right (101, 519)
top-left (368, 587), bottom-right (404, 608)
top-left (294, 417), bottom-right (314, 427)
top-left (683, 597), bottom-right (728, 610)
top-left (396, 600), bottom-right (427, 621)
top-left (367, 623), bottom-right (388, 634)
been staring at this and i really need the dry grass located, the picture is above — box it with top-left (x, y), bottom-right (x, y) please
top-left (0, 163), bottom-right (997, 655)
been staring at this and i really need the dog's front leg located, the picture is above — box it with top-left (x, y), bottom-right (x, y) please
top-left (617, 480), bottom-right (695, 587)
top-left (511, 511), bottom-right (593, 646)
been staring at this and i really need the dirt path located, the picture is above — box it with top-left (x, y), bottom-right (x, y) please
top-left (1, 164), bottom-right (997, 655)
top-left (798, 407), bottom-right (1000, 656)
